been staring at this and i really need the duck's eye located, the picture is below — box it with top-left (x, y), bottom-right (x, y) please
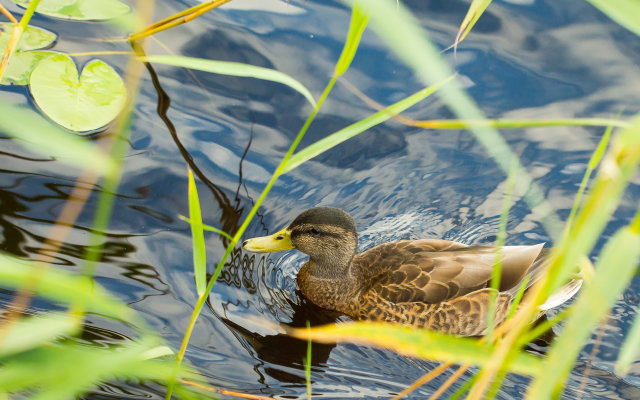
top-left (309, 228), bottom-right (320, 235)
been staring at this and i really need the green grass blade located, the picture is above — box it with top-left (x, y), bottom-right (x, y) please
top-left (527, 209), bottom-right (640, 398)
top-left (305, 321), bottom-right (312, 400)
top-left (178, 215), bottom-right (232, 240)
top-left (352, 0), bottom-right (563, 240)
top-left (0, 102), bottom-right (113, 174)
top-left (187, 169), bottom-right (207, 297)
top-left (334, 2), bottom-right (369, 76)
top-left (141, 55), bottom-right (317, 108)
top-left (0, 338), bottom-right (181, 400)
top-left (455, 0), bottom-right (493, 45)
top-left (0, 252), bottom-right (133, 320)
top-left (290, 322), bottom-right (543, 376)
top-left (282, 75), bottom-right (454, 173)
top-left (563, 123), bottom-right (613, 237)
top-left (0, 313), bottom-right (79, 358)
top-left (411, 118), bottom-right (628, 130)
top-left (617, 296), bottom-right (640, 375)
top-left (583, 0), bottom-right (640, 37)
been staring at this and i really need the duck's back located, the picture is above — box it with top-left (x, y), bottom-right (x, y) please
top-left (347, 239), bottom-right (546, 335)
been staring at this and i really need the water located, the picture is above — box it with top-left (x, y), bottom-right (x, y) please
top-left (1, 0), bottom-right (640, 398)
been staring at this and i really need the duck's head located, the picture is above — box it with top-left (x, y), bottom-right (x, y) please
top-left (243, 207), bottom-right (358, 270)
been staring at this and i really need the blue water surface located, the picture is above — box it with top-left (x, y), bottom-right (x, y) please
top-left (1, 0), bottom-right (640, 399)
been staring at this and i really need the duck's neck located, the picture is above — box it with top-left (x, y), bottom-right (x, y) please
top-left (305, 255), bottom-right (353, 279)
top-left (297, 258), bottom-right (357, 314)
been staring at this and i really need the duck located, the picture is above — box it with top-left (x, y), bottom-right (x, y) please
top-left (242, 207), bottom-right (582, 336)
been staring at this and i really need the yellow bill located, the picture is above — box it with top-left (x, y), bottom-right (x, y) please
top-left (242, 227), bottom-right (293, 252)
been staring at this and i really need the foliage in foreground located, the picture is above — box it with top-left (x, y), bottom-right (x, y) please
top-left (0, 0), bottom-right (639, 399)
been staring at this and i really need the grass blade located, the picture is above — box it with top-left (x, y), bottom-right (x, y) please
top-left (305, 321), bottom-right (312, 400)
top-left (178, 215), bottom-right (232, 240)
top-left (0, 338), bottom-right (181, 400)
top-left (187, 169), bottom-right (207, 297)
top-left (563, 123), bottom-right (613, 237)
top-left (455, 0), bottom-right (493, 47)
top-left (0, 312), bottom-right (79, 358)
top-left (141, 55), bottom-right (316, 108)
top-left (616, 302), bottom-right (640, 375)
top-left (334, 2), bottom-right (369, 76)
top-left (583, 0), bottom-right (640, 37)
top-left (282, 75), bottom-right (454, 173)
top-left (0, 252), bottom-right (133, 320)
top-left (289, 322), bottom-right (543, 376)
top-left (527, 209), bottom-right (640, 398)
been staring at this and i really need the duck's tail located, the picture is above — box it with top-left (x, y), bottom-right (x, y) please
top-left (510, 248), bottom-right (588, 313)
top-left (538, 277), bottom-right (583, 312)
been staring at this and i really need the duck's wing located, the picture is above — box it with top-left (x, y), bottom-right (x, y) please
top-left (356, 239), bottom-right (544, 305)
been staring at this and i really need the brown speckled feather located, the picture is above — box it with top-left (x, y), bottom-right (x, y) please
top-left (339, 239), bottom-right (544, 335)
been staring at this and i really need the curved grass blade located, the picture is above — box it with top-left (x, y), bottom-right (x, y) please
top-left (0, 312), bottom-right (79, 358)
top-left (283, 75), bottom-right (454, 173)
top-left (0, 253), bottom-right (133, 320)
top-left (334, 2), bottom-right (368, 76)
top-left (178, 215), bottom-right (232, 240)
top-left (584, 0), bottom-right (640, 38)
top-left (187, 170), bottom-right (206, 297)
top-left (141, 55), bottom-right (317, 108)
top-left (0, 101), bottom-right (113, 173)
top-left (289, 322), bottom-right (543, 376)
top-left (563, 123), bottom-right (613, 238)
top-left (527, 210), bottom-right (640, 398)
top-left (616, 302), bottom-right (640, 375)
top-left (0, 338), bottom-right (180, 400)
top-left (455, 0), bottom-right (492, 48)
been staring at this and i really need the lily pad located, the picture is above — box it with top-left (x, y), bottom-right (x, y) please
top-left (12, 0), bottom-right (130, 21)
top-left (29, 54), bottom-right (127, 132)
top-left (0, 23), bottom-right (56, 51)
top-left (1, 50), bottom-right (57, 85)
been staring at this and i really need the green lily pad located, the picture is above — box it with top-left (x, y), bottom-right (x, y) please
top-left (29, 54), bottom-right (127, 132)
top-left (1, 50), bottom-right (57, 85)
top-left (12, 0), bottom-right (130, 21)
top-left (0, 23), bottom-right (56, 51)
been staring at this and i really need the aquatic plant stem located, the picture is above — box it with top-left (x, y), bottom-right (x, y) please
top-left (389, 363), bottom-right (451, 400)
top-left (128, 0), bottom-right (232, 42)
top-left (0, 0), bottom-right (40, 81)
top-left (0, 4), bottom-right (18, 24)
top-left (428, 365), bottom-right (469, 400)
top-left (305, 321), bottom-right (312, 400)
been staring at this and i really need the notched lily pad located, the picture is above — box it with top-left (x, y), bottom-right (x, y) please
top-left (29, 54), bottom-right (127, 132)
top-left (12, 0), bottom-right (130, 21)
top-left (0, 23), bottom-right (58, 86)
top-left (1, 51), bottom-right (57, 85)
top-left (0, 23), bottom-right (56, 51)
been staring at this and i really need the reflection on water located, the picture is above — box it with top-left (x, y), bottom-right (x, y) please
top-left (1, 0), bottom-right (640, 399)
